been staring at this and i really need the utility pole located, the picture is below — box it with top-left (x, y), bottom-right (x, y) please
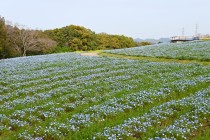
top-left (182, 27), bottom-right (185, 36)
top-left (195, 24), bottom-right (198, 37)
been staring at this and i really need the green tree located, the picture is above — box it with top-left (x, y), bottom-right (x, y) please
top-left (97, 33), bottom-right (137, 50)
top-left (45, 25), bottom-right (98, 51)
top-left (45, 25), bottom-right (138, 52)
top-left (0, 16), bottom-right (11, 59)
top-left (137, 41), bottom-right (151, 46)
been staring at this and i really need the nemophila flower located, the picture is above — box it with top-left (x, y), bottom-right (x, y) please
top-left (94, 88), bottom-right (210, 139)
top-left (104, 41), bottom-right (210, 61)
top-left (0, 52), bottom-right (209, 139)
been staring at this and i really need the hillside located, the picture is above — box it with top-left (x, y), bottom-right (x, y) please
top-left (0, 52), bottom-right (210, 139)
top-left (45, 25), bottom-right (137, 52)
top-left (0, 16), bottom-right (137, 59)
top-left (104, 41), bottom-right (210, 61)
top-left (134, 38), bottom-right (171, 44)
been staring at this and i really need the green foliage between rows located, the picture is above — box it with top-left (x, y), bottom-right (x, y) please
top-left (0, 53), bottom-right (209, 140)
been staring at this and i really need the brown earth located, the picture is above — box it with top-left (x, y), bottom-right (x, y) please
top-left (80, 52), bottom-right (99, 57)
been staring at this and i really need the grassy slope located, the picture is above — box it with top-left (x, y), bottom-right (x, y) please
top-left (99, 52), bottom-right (210, 66)
top-left (99, 42), bottom-right (210, 140)
top-left (0, 50), bottom-right (210, 139)
top-left (103, 41), bottom-right (210, 62)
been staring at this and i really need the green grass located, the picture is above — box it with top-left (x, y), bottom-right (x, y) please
top-left (99, 52), bottom-right (210, 66)
top-left (103, 41), bottom-right (210, 62)
top-left (0, 52), bottom-right (210, 140)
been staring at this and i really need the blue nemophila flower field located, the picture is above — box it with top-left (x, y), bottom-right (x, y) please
top-left (104, 41), bottom-right (210, 61)
top-left (0, 52), bottom-right (210, 140)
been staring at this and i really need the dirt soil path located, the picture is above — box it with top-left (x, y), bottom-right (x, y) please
top-left (80, 52), bottom-right (99, 57)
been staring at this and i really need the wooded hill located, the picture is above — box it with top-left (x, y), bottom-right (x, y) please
top-left (45, 25), bottom-right (137, 52)
top-left (0, 16), bottom-right (141, 59)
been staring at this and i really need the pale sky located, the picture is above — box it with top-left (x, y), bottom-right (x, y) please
top-left (0, 0), bottom-right (210, 39)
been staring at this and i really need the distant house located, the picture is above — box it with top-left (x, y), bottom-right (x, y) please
top-left (171, 36), bottom-right (199, 43)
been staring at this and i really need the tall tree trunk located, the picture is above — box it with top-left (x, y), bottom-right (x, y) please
top-left (22, 49), bottom-right (26, 56)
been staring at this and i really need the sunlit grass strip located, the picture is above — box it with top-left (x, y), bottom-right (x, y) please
top-left (99, 52), bottom-right (210, 66)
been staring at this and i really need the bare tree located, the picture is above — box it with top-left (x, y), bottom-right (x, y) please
top-left (38, 37), bottom-right (57, 53)
top-left (7, 25), bottom-right (40, 56)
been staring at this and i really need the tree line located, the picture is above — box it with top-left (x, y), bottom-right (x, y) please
top-left (0, 16), bottom-right (56, 59)
top-left (0, 16), bottom-right (148, 59)
top-left (44, 25), bottom-right (138, 52)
